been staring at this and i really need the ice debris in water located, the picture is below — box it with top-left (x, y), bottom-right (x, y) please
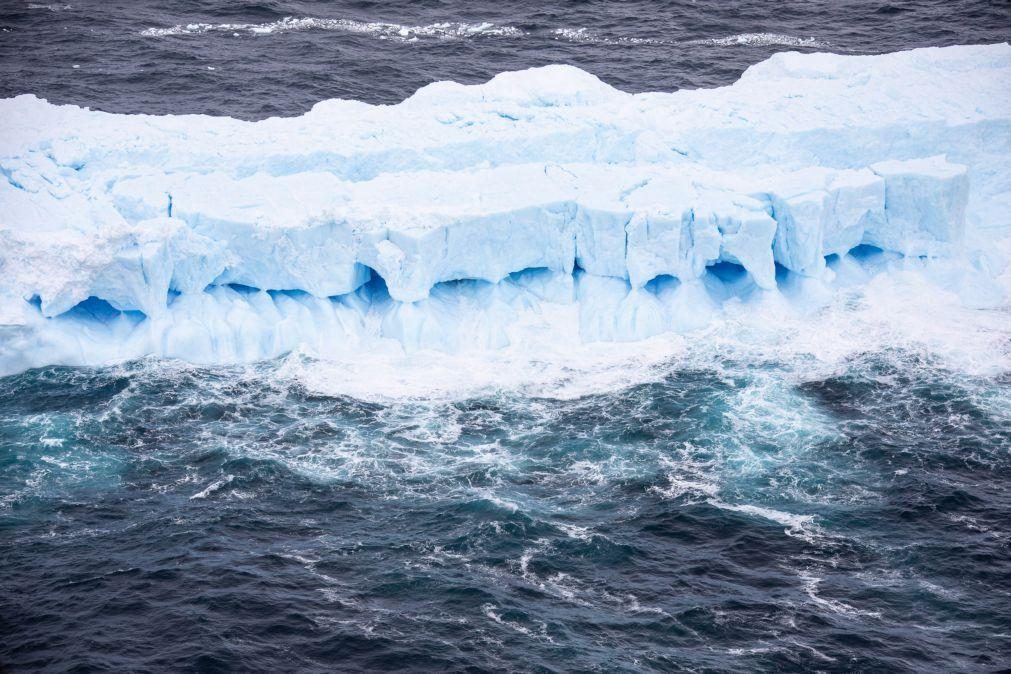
top-left (0, 43), bottom-right (1010, 374)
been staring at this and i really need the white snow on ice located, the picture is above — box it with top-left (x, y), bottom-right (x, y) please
top-left (1, 43), bottom-right (1010, 388)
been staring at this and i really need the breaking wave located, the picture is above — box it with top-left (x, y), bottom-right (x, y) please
top-left (140, 17), bottom-right (523, 40)
top-left (685, 32), bottom-right (829, 48)
top-left (551, 28), bottom-right (829, 48)
top-left (140, 17), bottom-right (826, 50)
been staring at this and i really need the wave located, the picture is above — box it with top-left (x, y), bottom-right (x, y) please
top-left (684, 33), bottom-right (829, 48)
top-left (140, 17), bottom-right (523, 40)
top-left (550, 27), bottom-right (670, 46)
top-left (551, 28), bottom-right (828, 48)
top-left (26, 3), bottom-right (72, 10)
top-left (140, 16), bottom-right (826, 49)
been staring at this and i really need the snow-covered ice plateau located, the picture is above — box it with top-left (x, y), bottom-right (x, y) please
top-left (1, 43), bottom-right (1009, 376)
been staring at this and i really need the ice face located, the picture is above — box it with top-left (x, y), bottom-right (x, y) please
top-left (0, 43), bottom-right (1009, 374)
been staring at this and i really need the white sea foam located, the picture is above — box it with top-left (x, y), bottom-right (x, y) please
top-left (550, 27), bottom-right (669, 46)
top-left (482, 604), bottom-right (556, 642)
top-left (139, 17), bottom-right (823, 50)
top-left (282, 336), bottom-right (681, 404)
top-left (685, 33), bottom-right (829, 48)
top-left (189, 474), bottom-right (235, 499)
top-left (141, 17), bottom-right (523, 40)
top-left (710, 501), bottom-right (817, 535)
top-left (551, 27), bottom-right (828, 48)
top-left (799, 573), bottom-right (883, 618)
top-left (285, 252), bottom-right (1011, 404)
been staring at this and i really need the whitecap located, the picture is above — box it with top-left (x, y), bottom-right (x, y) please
top-left (799, 573), bottom-right (882, 618)
top-left (551, 27), bottom-right (828, 49)
top-left (189, 474), bottom-right (235, 499)
top-left (550, 27), bottom-right (670, 46)
top-left (141, 17), bottom-right (523, 41)
top-left (685, 33), bottom-right (829, 48)
top-left (481, 604), bottom-right (555, 642)
top-left (710, 500), bottom-right (817, 536)
top-left (26, 3), bottom-right (71, 10)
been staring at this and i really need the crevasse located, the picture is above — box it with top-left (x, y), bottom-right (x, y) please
top-left (1, 44), bottom-right (1009, 375)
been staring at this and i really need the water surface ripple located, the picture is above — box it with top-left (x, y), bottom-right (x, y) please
top-left (1, 0), bottom-right (1008, 118)
top-left (3, 353), bottom-right (1010, 670)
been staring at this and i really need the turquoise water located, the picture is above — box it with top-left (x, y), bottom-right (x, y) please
top-left (3, 352), bottom-right (1009, 670)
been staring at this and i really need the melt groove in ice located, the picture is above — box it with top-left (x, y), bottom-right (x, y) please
top-left (0, 44), bottom-right (1009, 373)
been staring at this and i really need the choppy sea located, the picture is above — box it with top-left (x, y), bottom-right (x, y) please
top-left (2, 0), bottom-right (1010, 118)
top-left (2, 1), bottom-right (1011, 671)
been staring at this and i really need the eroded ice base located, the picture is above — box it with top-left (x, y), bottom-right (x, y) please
top-left (4, 246), bottom-right (1007, 384)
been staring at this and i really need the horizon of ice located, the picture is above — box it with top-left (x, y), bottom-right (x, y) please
top-left (1, 43), bottom-right (1010, 378)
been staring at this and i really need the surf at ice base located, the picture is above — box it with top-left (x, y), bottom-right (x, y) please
top-left (1, 43), bottom-right (1009, 375)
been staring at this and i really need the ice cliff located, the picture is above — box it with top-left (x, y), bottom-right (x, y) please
top-left (1, 44), bottom-right (1009, 374)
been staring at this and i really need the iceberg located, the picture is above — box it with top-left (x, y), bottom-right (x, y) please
top-left (1, 43), bottom-right (1009, 374)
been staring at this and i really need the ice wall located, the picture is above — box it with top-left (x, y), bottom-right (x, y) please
top-left (1, 43), bottom-right (1009, 374)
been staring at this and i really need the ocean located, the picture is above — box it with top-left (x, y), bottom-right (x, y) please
top-left (2, 0), bottom-right (1010, 118)
top-left (2, 1), bottom-right (1011, 671)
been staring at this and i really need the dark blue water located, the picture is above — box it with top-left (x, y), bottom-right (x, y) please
top-left (3, 1), bottom-right (1011, 671)
top-left (1, 0), bottom-right (1009, 118)
top-left (3, 352), bottom-right (1010, 670)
